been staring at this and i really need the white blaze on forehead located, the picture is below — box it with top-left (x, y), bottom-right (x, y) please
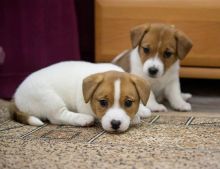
top-left (113, 79), bottom-right (121, 108)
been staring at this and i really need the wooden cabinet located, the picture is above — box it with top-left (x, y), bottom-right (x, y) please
top-left (95, 0), bottom-right (220, 79)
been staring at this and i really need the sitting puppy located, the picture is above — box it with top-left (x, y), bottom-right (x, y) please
top-left (113, 23), bottom-right (193, 112)
top-left (13, 61), bottom-right (151, 132)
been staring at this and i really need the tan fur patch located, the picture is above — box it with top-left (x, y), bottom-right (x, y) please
top-left (13, 110), bottom-right (29, 125)
top-left (6, 101), bottom-right (30, 125)
top-left (119, 74), bottom-right (140, 119)
top-left (112, 50), bottom-right (131, 72)
top-left (90, 73), bottom-right (115, 119)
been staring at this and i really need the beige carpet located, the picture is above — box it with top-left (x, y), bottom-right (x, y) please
top-left (0, 99), bottom-right (220, 169)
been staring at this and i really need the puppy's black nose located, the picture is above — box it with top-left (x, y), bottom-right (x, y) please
top-left (148, 67), bottom-right (158, 76)
top-left (111, 120), bottom-right (121, 130)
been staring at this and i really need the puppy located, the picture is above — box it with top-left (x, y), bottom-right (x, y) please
top-left (13, 61), bottom-right (151, 132)
top-left (113, 23), bottom-right (193, 112)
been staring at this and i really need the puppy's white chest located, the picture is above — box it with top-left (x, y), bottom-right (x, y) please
top-left (149, 78), bottom-right (166, 97)
top-left (148, 62), bottom-right (179, 97)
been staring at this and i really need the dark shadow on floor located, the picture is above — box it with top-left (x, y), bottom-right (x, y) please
top-left (180, 78), bottom-right (220, 112)
top-left (181, 78), bottom-right (220, 96)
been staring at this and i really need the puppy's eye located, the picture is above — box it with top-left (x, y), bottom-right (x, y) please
top-left (163, 51), bottom-right (173, 58)
top-left (143, 47), bottom-right (150, 54)
top-left (99, 99), bottom-right (108, 107)
top-left (124, 99), bottom-right (133, 108)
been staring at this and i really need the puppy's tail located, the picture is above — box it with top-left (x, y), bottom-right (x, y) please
top-left (7, 100), bottom-right (44, 126)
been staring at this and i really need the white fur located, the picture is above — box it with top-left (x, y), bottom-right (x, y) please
top-left (143, 54), bottom-right (164, 78)
top-left (131, 104), bottom-right (151, 125)
top-left (14, 61), bottom-right (126, 129)
top-left (137, 104), bottom-right (151, 118)
top-left (28, 116), bottom-right (44, 126)
top-left (130, 47), bottom-right (191, 112)
top-left (101, 79), bottom-right (130, 132)
top-left (114, 79), bottom-right (121, 107)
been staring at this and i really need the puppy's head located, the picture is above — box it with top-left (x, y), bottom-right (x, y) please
top-left (131, 23), bottom-right (193, 78)
top-left (83, 71), bottom-right (150, 132)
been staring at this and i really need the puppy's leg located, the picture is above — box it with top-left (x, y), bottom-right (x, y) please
top-left (137, 104), bottom-right (151, 118)
top-left (165, 80), bottom-right (191, 111)
top-left (147, 91), bottom-right (167, 112)
top-left (181, 93), bottom-right (192, 101)
top-left (131, 114), bottom-right (141, 125)
top-left (38, 90), bottom-right (95, 126)
top-left (132, 104), bottom-right (152, 125)
top-left (49, 108), bottom-right (95, 126)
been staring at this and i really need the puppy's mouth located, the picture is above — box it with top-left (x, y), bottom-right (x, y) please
top-left (100, 109), bottom-right (131, 133)
top-left (102, 122), bottom-right (129, 133)
top-left (146, 67), bottom-right (163, 78)
top-left (148, 74), bottom-right (159, 78)
top-left (101, 119), bottom-right (130, 133)
top-left (143, 57), bottom-right (165, 78)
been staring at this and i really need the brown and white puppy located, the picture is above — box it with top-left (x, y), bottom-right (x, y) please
top-left (113, 23), bottom-right (193, 112)
top-left (13, 61), bottom-right (151, 132)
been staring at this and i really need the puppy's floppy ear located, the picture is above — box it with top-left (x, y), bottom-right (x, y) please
top-left (175, 30), bottom-right (193, 59)
top-left (83, 73), bottom-right (104, 103)
top-left (130, 24), bottom-right (150, 48)
top-left (130, 74), bottom-right (150, 106)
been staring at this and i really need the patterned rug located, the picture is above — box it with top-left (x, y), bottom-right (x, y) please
top-left (0, 99), bottom-right (220, 169)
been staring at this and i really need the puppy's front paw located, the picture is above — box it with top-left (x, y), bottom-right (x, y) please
top-left (137, 106), bottom-right (151, 118)
top-left (149, 104), bottom-right (167, 112)
top-left (173, 102), bottom-right (192, 112)
top-left (75, 114), bottom-right (95, 126)
top-left (181, 93), bottom-right (192, 101)
top-left (131, 115), bottom-right (141, 125)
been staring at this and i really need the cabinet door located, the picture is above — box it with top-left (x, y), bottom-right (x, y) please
top-left (95, 0), bottom-right (220, 67)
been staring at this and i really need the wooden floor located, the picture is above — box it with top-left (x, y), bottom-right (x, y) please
top-left (189, 96), bottom-right (220, 113)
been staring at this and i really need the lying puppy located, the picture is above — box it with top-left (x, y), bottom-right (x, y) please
top-left (13, 61), bottom-right (151, 132)
top-left (113, 23), bottom-right (193, 112)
